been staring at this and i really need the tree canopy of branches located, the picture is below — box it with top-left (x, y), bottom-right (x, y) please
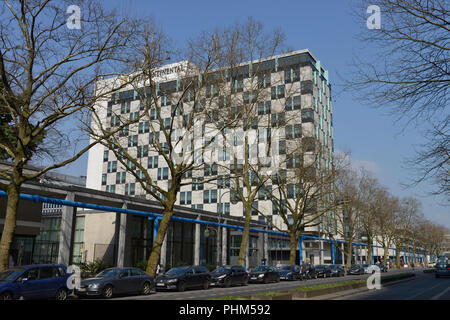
top-left (348, 0), bottom-right (449, 198)
top-left (0, 0), bottom-right (144, 271)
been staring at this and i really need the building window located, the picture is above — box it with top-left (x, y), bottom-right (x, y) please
top-left (285, 124), bottom-right (301, 139)
top-left (258, 186), bottom-right (272, 200)
top-left (284, 67), bottom-right (300, 83)
top-left (148, 155), bottom-right (158, 169)
top-left (130, 111), bottom-right (139, 121)
top-left (128, 135), bottom-right (138, 147)
top-left (125, 183), bottom-right (135, 196)
top-left (107, 161), bottom-right (117, 173)
top-left (217, 203), bottom-right (230, 216)
top-left (258, 73), bottom-right (271, 88)
top-left (116, 171), bottom-right (126, 184)
top-left (258, 101), bottom-right (271, 115)
top-left (287, 155), bottom-right (301, 169)
top-left (137, 145), bottom-right (148, 158)
top-left (271, 112), bottom-right (285, 127)
top-left (285, 96), bottom-right (301, 111)
top-left (101, 174), bottom-right (107, 186)
top-left (301, 108), bottom-right (314, 123)
top-left (192, 204), bottom-right (203, 210)
top-left (110, 114), bottom-right (120, 127)
top-left (301, 80), bottom-right (313, 94)
top-left (204, 163), bottom-right (218, 176)
top-left (103, 150), bottom-right (109, 162)
top-left (106, 185), bottom-right (116, 193)
top-left (192, 178), bottom-right (203, 191)
top-left (138, 121), bottom-right (149, 134)
top-left (271, 85), bottom-right (285, 99)
top-left (218, 175), bottom-right (230, 189)
top-left (203, 190), bottom-right (217, 204)
top-left (121, 101), bottom-right (130, 114)
top-left (287, 184), bottom-right (300, 199)
top-left (157, 167), bottom-right (169, 180)
top-left (119, 125), bottom-right (129, 137)
top-left (180, 191), bottom-right (192, 205)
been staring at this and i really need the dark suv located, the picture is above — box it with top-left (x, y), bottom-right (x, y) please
top-left (278, 265), bottom-right (302, 281)
top-left (210, 265), bottom-right (249, 287)
top-left (155, 266), bottom-right (211, 292)
top-left (248, 266), bottom-right (280, 284)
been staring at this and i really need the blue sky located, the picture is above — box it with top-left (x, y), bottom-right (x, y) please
top-left (59, 0), bottom-right (449, 227)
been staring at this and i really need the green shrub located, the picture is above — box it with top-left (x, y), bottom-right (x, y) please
top-left (75, 258), bottom-right (114, 276)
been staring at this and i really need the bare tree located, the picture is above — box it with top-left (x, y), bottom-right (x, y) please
top-left (347, 0), bottom-right (449, 197)
top-left (326, 155), bottom-right (364, 270)
top-left (263, 145), bottom-right (341, 265)
top-left (0, 0), bottom-right (146, 271)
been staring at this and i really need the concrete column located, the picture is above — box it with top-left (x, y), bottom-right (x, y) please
top-left (58, 192), bottom-right (76, 265)
top-left (116, 203), bottom-right (128, 268)
top-left (264, 231), bottom-right (269, 263)
top-left (221, 223), bottom-right (227, 265)
top-left (341, 243), bottom-right (345, 266)
top-left (320, 241), bottom-right (324, 264)
top-left (194, 217), bottom-right (200, 265)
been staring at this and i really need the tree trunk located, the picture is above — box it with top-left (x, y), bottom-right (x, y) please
top-left (367, 241), bottom-right (373, 264)
top-left (396, 246), bottom-right (402, 269)
top-left (346, 241), bottom-right (353, 271)
top-left (146, 197), bottom-right (176, 277)
top-left (0, 183), bottom-right (21, 271)
top-left (238, 202), bottom-right (252, 267)
top-left (289, 232), bottom-right (297, 265)
top-left (383, 245), bottom-right (389, 267)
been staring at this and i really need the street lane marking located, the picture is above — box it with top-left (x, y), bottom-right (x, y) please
top-left (431, 285), bottom-right (450, 300)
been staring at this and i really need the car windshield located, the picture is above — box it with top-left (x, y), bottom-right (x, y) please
top-left (315, 265), bottom-right (326, 269)
top-left (95, 269), bottom-right (120, 278)
top-left (281, 266), bottom-right (294, 271)
top-left (212, 267), bottom-right (230, 274)
top-left (351, 265), bottom-right (361, 268)
top-left (362, 264), bottom-right (370, 268)
top-left (253, 266), bottom-right (269, 272)
top-left (0, 268), bottom-right (24, 281)
top-left (166, 267), bottom-right (188, 275)
top-left (329, 265), bottom-right (338, 269)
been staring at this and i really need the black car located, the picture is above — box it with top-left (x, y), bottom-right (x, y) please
top-left (329, 265), bottom-right (345, 277)
top-left (300, 264), bottom-right (317, 279)
top-left (278, 265), bottom-right (302, 281)
top-left (248, 266), bottom-right (280, 284)
top-left (155, 266), bottom-right (211, 292)
top-left (347, 264), bottom-right (365, 275)
top-left (210, 266), bottom-right (249, 287)
top-left (377, 264), bottom-right (388, 273)
top-left (315, 265), bottom-right (332, 278)
top-left (76, 267), bottom-right (154, 299)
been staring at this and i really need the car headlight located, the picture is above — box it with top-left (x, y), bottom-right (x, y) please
top-left (167, 279), bottom-right (178, 283)
top-left (217, 275), bottom-right (226, 280)
top-left (88, 283), bottom-right (100, 289)
top-left (258, 274), bottom-right (264, 278)
top-left (287, 273), bottom-right (292, 276)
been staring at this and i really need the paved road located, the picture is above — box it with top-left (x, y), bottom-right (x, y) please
top-left (107, 269), bottom-right (407, 300)
top-left (338, 271), bottom-right (450, 300)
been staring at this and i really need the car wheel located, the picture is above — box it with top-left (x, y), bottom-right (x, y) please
top-left (177, 281), bottom-right (186, 292)
top-left (314, 274), bottom-right (318, 279)
top-left (142, 282), bottom-right (152, 295)
top-left (102, 285), bottom-right (114, 299)
top-left (202, 280), bottom-right (210, 290)
top-left (0, 292), bottom-right (13, 300)
top-left (275, 276), bottom-right (280, 283)
top-left (242, 278), bottom-right (248, 286)
top-left (263, 277), bottom-right (269, 284)
top-left (55, 288), bottom-right (68, 301)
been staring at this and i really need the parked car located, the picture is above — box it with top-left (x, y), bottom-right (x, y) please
top-left (300, 264), bottom-right (317, 279)
top-left (248, 266), bottom-right (280, 284)
top-left (210, 265), bottom-right (248, 287)
top-left (315, 265), bottom-right (332, 278)
top-left (377, 264), bottom-right (388, 273)
top-left (278, 265), bottom-right (302, 281)
top-left (347, 264), bottom-right (365, 275)
top-left (155, 266), bottom-right (211, 292)
top-left (75, 267), bottom-right (154, 299)
top-left (362, 264), bottom-right (381, 274)
top-left (0, 264), bottom-right (70, 300)
top-left (329, 265), bottom-right (345, 277)
top-left (435, 256), bottom-right (450, 278)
